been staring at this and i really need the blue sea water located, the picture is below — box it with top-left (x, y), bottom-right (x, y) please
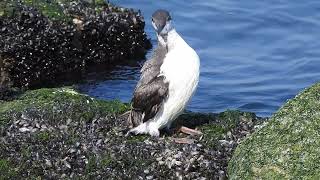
top-left (79, 0), bottom-right (320, 117)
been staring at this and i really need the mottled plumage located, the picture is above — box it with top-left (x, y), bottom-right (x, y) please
top-left (127, 43), bottom-right (169, 128)
top-left (126, 9), bottom-right (200, 137)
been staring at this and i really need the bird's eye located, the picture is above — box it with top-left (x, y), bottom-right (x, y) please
top-left (167, 16), bottom-right (172, 21)
top-left (152, 18), bottom-right (154, 22)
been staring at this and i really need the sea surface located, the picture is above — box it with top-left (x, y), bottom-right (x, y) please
top-left (79, 0), bottom-right (320, 117)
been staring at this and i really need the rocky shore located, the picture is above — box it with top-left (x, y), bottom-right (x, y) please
top-left (1, 83), bottom-right (320, 179)
top-left (1, 1), bottom-right (319, 179)
top-left (0, 0), bottom-right (151, 92)
top-left (228, 82), bottom-right (320, 179)
top-left (0, 88), bottom-right (264, 179)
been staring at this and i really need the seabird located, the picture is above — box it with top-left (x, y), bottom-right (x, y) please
top-left (126, 9), bottom-right (200, 137)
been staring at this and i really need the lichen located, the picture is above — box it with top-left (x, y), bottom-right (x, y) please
top-left (228, 82), bottom-right (320, 179)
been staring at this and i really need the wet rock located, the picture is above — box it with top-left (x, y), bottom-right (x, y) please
top-left (0, 1), bottom-right (151, 95)
top-left (0, 88), bottom-right (264, 179)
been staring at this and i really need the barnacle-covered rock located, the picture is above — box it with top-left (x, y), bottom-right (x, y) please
top-left (0, 87), bottom-right (263, 179)
top-left (0, 1), bottom-right (151, 92)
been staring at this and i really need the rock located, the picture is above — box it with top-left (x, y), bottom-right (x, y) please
top-left (0, 1), bottom-right (151, 94)
top-left (0, 88), bottom-right (263, 179)
top-left (18, 127), bottom-right (30, 132)
top-left (228, 82), bottom-right (320, 179)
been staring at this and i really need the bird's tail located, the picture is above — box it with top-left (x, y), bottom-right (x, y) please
top-left (126, 108), bottom-right (144, 128)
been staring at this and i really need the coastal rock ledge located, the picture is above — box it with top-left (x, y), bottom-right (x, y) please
top-left (0, 88), bottom-right (263, 179)
top-left (228, 82), bottom-right (320, 179)
top-left (0, 0), bottom-right (151, 92)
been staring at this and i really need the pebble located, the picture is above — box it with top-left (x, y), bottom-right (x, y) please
top-left (143, 169), bottom-right (149, 174)
top-left (45, 159), bottom-right (52, 167)
top-left (175, 160), bottom-right (182, 166)
top-left (64, 160), bottom-right (71, 169)
top-left (146, 175), bottom-right (153, 180)
top-left (19, 127), bottom-right (30, 132)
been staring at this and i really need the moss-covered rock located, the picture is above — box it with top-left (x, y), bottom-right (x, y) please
top-left (0, 0), bottom-right (151, 92)
top-left (0, 87), bottom-right (129, 179)
top-left (228, 82), bottom-right (320, 179)
top-left (0, 87), bottom-right (128, 125)
top-left (0, 88), bottom-right (263, 179)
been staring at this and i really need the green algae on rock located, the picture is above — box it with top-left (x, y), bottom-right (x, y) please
top-left (0, 87), bottom-right (128, 127)
top-left (0, 88), bottom-right (264, 179)
top-left (0, 88), bottom-right (129, 179)
top-left (228, 82), bottom-right (320, 179)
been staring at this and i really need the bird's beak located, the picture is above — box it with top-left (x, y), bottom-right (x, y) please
top-left (156, 24), bottom-right (165, 34)
top-left (152, 21), bottom-right (163, 34)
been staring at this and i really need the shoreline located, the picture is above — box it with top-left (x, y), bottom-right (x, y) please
top-left (0, 87), bottom-right (264, 179)
top-left (0, 0), bottom-right (151, 94)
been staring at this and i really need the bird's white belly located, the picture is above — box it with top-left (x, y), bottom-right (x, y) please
top-left (155, 47), bottom-right (200, 129)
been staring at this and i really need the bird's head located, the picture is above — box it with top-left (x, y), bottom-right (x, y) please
top-left (152, 9), bottom-right (173, 36)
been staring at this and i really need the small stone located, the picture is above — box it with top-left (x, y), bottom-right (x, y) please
top-left (45, 159), bottom-right (52, 167)
top-left (227, 131), bottom-right (232, 138)
top-left (69, 148), bottom-right (76, 153)
top-left (19, 127), bottom-right (30, 132)
top-left (175, 160), bottom-right (182, 166)
top-left (197, 155), bottom-right (204, 161)
top-left (191, 151), bottom-right (199, 156)
top-left (59, 125), bottom-right (67, 130)
top-left (196, 143), bottom-right (203, 147)
top-left (143, 169), bottom-right (149, 174)
top-left (146, 175), bottom-right (153, 180)
top-left (64, 160), bottom-right (71, 169)
top-left (30, 127), bottom-right (37, 133)
top-left (219, 170), bottom-right (225, 176)
top-left (173, 152), bottom-right (182, 159)
top-left (96, 139), bottom-right (102, 145)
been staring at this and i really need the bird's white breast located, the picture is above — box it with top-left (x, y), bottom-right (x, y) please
top-left (156, 30), bottom-right (200, 128)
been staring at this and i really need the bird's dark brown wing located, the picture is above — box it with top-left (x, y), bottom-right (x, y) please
top-left (127, 43), bottom-right (168, 127)
top-left (132, 75), bottom-right (168, 121)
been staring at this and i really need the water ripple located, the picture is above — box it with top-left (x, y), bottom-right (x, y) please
top-left (80, 0), bottom-right (320, 117)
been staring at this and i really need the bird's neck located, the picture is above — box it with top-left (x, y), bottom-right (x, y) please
top-left (158, 29), bottom-right (180, 52)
